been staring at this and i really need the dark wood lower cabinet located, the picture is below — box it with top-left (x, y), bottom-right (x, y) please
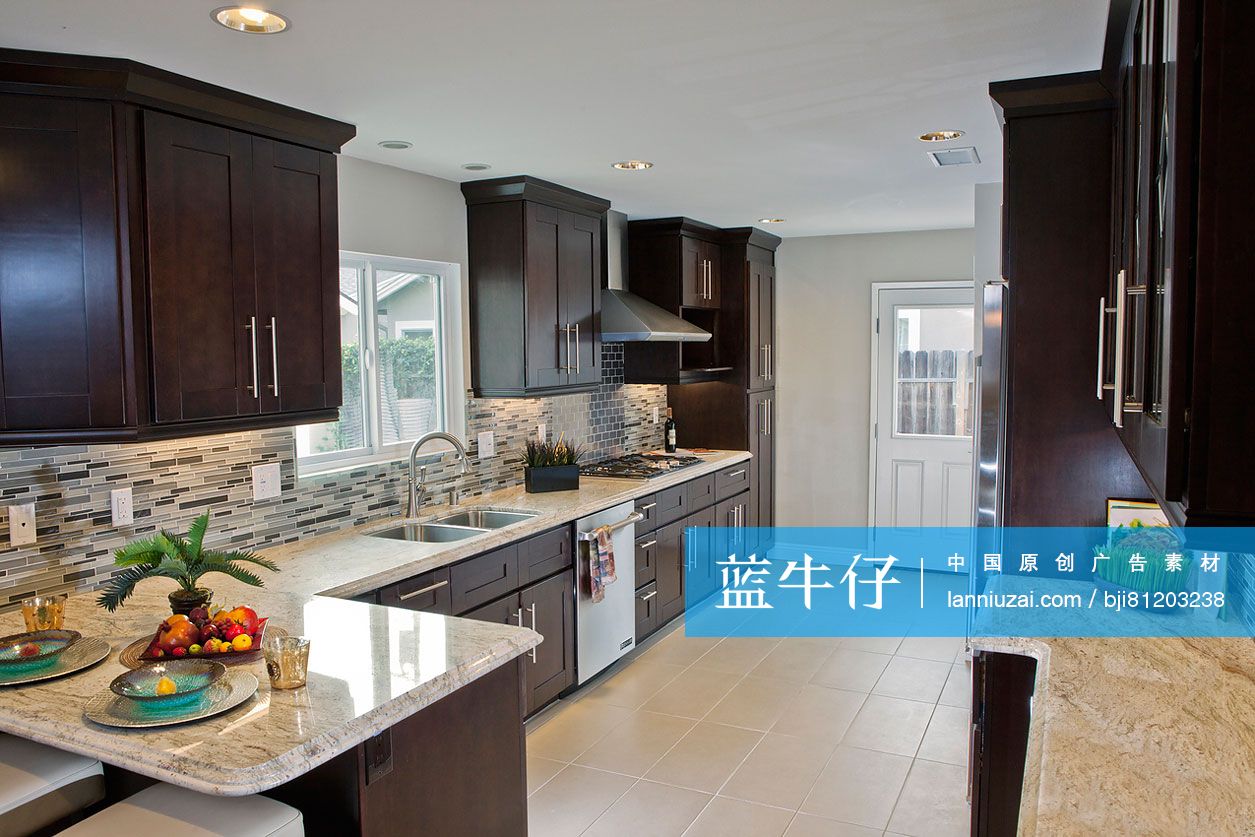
top-left (683, 504), bottom-right (718, 606)
top-left (520, 569), bottom-right (575, 715)
top-left (748, 389), bottom-right (775, 527)
top-left (970, 651), bottom-right (1037, 837)
top-left (654, 519), bottom-right (686, 624)
top-left (266, 659), bottom-right (527, 837)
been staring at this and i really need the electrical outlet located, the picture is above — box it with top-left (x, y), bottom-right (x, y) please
top-left (652, 406), bottom-right (660, 424)
top-left (252, 463), bottom-right (282, 501)
top-left (7, 503), bottom-right (36, 547)
top-left (477, 430), bottom-right (496, 458)
top-left (537, 423), bottom-right (547, 442)
top-left (110, 487), bottom-right (134, 526)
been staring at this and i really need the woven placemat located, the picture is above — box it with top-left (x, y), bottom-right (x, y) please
top-left (119, 626), bottom-right (286, 669)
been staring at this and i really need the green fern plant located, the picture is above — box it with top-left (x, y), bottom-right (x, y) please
top-left (97, 512), bottom-right (279, 612)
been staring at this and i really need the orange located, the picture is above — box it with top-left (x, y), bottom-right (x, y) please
top-left (155, 676), bottom-right (177, 696)
top-left (231, 634), bottom-right (252, 652)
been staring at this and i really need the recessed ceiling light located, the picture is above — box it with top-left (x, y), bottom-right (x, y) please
top-left (612, 160), bottom-right (654, 171)
top-left (212, 6), bottom-right (289, 34)
top-left (918, 130), bottom-right (965, 142)
top-left (758, 218), bottom-right (786, 224)
top-left (461, 162), bottom-right (492, 171)
top-left (377, 140), bottom-right (413, 150)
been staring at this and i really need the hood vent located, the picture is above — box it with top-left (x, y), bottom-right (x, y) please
top-left (600, 289), bottom-right (712, 343)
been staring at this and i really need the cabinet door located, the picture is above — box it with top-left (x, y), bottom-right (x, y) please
top-left (701, 240), bottom-right (722, 309)
top-left (684, 504), bottom-right (719, 606)
top-left (748, 261), bottom-right (776, 390)
top-left (0, 95), bottom-right (127, 431)
top-left (521, 569), bottom-right (575, 715)
top-left (560, 210), bottom-right (602, 388)
top-left (654, 519), bottom-right (686, 623)
top-left (681, 236), bottom-right (704, 308)
top-left (971, 651), bottom-right (1037, 836)
top-left (748, 390), bottom-right (775, 527)
top-left (252, 137), bottom-right (341, 413)
top-left (524, 203), bottom-right (566, 390)
top-left (144, 110), bottom-right (258, 423)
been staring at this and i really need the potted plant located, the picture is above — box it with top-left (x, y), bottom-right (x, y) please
top-left (1091, 524), bottom-right (1192, 612)
top-left (522, 437), bottom-right (584, 493)
top-left (97, 512), bottom-right (279, 614)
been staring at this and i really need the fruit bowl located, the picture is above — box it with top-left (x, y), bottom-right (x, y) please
top-left (139, 605), bottom-right (267, 661)
top-left (0, 630), bottom-right (81, 671)
top-left (110, 659), bottom-right (226, 706)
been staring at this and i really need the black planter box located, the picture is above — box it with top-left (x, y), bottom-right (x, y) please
top-left (525, 465), bottom-right (580, 493)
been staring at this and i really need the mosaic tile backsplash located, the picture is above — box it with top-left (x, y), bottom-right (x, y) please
top-left (0, 343), bottom-right (667, 605)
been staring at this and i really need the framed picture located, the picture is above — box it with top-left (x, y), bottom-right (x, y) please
top-left (1106, 498), bottom-right (1169, 529)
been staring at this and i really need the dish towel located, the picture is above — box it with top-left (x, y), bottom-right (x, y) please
top-left (589, 524), bottom-right (617, 603)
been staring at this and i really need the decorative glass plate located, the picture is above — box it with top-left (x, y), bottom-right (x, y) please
top-left (0, 630), bottom-right (81, 672)
top-left (109, 659), bottom-right (227, 707)
top-left (84, 670), bottom-right (258, 729)
top-left (0, 637), bottom-right (110, 687)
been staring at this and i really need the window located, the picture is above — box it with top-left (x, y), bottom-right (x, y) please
top-left (892, 305), bottom-right (975, 438)
top-left (295, 252), bottom-right (464, 475)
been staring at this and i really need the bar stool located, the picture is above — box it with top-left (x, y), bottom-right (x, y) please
top-left (57, 782), bottom-right (303, 837)
top-left (0, 733), bottom-right (105, 837)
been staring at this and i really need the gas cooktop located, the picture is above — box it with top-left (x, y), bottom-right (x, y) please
top-left (580, 452), bottom-right (704, 480)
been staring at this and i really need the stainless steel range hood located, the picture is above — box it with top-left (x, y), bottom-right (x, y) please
top-left (600, 289), bottom-right (712, 343)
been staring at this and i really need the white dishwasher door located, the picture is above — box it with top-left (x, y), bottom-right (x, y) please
top-left (574, 500), bottom-right (638, 684)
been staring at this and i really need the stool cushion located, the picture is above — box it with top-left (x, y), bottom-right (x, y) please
top-left (59, 782), bottom-right (303, 837)
top-left (0, 733), bottom-right (104, 836)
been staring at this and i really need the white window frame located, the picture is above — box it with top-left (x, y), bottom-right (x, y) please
top-left (295, 251), bottom-right (466, 478)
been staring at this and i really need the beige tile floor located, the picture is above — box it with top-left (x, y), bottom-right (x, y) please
top-left (525, 621), bottom-right (972, 836)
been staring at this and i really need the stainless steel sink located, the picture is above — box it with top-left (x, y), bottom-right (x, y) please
top-left (370, 523), bottom-right (487, 543)
top-left (432, 508), bottom-right (538, 529)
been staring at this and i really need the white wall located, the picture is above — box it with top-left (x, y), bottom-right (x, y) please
top-left (775, 229), bottom-right (975, 525)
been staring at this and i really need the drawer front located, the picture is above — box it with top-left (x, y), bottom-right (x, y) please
top-left (655, 483), bottom-right (689, 527)
top-left (634, 493), bottom-right (659, 533)
top-left (686, 475), bottom-right (717, 511)
top-left (634, 531), bottom-right (659, 587)
top-left (715, 463), bottom-right (751, 502)
top-left (519, 525), bottom-right (573, 585)
top-left (378, 567), bottom-right (452, 614)
top-left (635, 581), bottom-right (660, 642)
top-left (450, 545), bottom-right (520, 614)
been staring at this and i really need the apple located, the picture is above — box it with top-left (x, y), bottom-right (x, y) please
top-left (188, 606), bottom-right (210, 627)
top-left (226, 606), bottom-right (259, 635)
top-left (157, 617), bottom-right (200, 653)
top-left (18, 643), bottom-right (39, 658)
top-left (199, 623), bottom-right (221, 644)
top-left (223, 623), bottom-right (245, 642)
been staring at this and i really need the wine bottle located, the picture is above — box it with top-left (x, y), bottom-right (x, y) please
top-left (664, 407), bottom-right (677, 453)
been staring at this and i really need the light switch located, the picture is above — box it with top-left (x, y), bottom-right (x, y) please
top-left (111, 487), bottom-right (134, 526)
top-left (7, 503), bottom-right (36, 547)
top-left (537, 423), bottom-right (547, 442)
top-left (252, 463), bottom-right (282, 501)
top-left (477, 430), bottom-right (496, 458)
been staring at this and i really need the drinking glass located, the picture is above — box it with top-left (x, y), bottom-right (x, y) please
top-left (21, 595), bottom-right (66, 631)
top-left (263, 636), bottom-right (310, 689)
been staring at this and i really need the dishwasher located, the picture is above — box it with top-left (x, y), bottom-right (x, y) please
top-left (574, 500), bottom-right (641, 684)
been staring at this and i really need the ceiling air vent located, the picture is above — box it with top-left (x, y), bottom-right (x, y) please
top-left (927, 146), bottom-right (981, 167)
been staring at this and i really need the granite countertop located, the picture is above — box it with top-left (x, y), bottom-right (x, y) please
top-left (971, 635), bottom-right (1255, 835)
top-left (268, 449), bottom-right (753, 600)
top-left (0, 449), bottom-right (749, 796)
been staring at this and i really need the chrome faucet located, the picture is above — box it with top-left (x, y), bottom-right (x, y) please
top-left (404, 431), bottom-right (471, 519)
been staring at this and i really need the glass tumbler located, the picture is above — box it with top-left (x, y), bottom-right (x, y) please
top-left (21, 595), bottom-right (67, 631)
top-left (263, 635), bottom-right (311, 689)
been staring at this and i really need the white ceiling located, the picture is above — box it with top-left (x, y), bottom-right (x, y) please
top-left (0, 0), bottom-right (1108, 236)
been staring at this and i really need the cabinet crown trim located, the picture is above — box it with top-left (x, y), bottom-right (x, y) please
top-left (0, 48), bottom-right (355, 151)
top-left (461, 175), bottom-right (611, 215)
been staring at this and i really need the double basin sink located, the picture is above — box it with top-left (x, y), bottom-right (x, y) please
top-left (370, 507), bottom-right (538, 543)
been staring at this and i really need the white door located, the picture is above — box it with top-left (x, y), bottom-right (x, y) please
top-left (873, 286), bottom-right (975, 528)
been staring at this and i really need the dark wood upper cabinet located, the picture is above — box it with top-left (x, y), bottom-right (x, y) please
top-left (0, 94), bottom-right (129, 433)
top-left (463, 176), bottom-right (609, 398)
top-left (681, 236), bottom-right (721, 309)
top-left (0, 49), bottom-right (355, 446)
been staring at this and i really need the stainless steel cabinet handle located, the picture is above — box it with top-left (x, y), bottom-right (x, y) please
top-left (640, 589), bottom-right (657, 601)
top-left (526, 603), bottom-right (538, 662)
top-left (266, 316), bottom-right (280, 396)
top-left (245, 316), bottom-right (259, 397)
top-left (759, 399), bottom-right (767, 436)
top-left (766, 344), bottom-right (773, 380)
top-left (638, 539), bottom-right (657, 549)
top-left (765, 399), bottom-right (773, 436)
top-left (726, 469), bottom-right (746, 478)
top-left (1096, 296), bottom-right (1106, 400)
top-left (397, 579), bottom-right (449, 601)
top-left (559, 323), bottom-right (572, 372)
top-left (639, 502), bottom-right (657, 511)
top-left (574, 323), bottom-right (580, 374)
top-left (1112, 270), bottom-right (1126, 428)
